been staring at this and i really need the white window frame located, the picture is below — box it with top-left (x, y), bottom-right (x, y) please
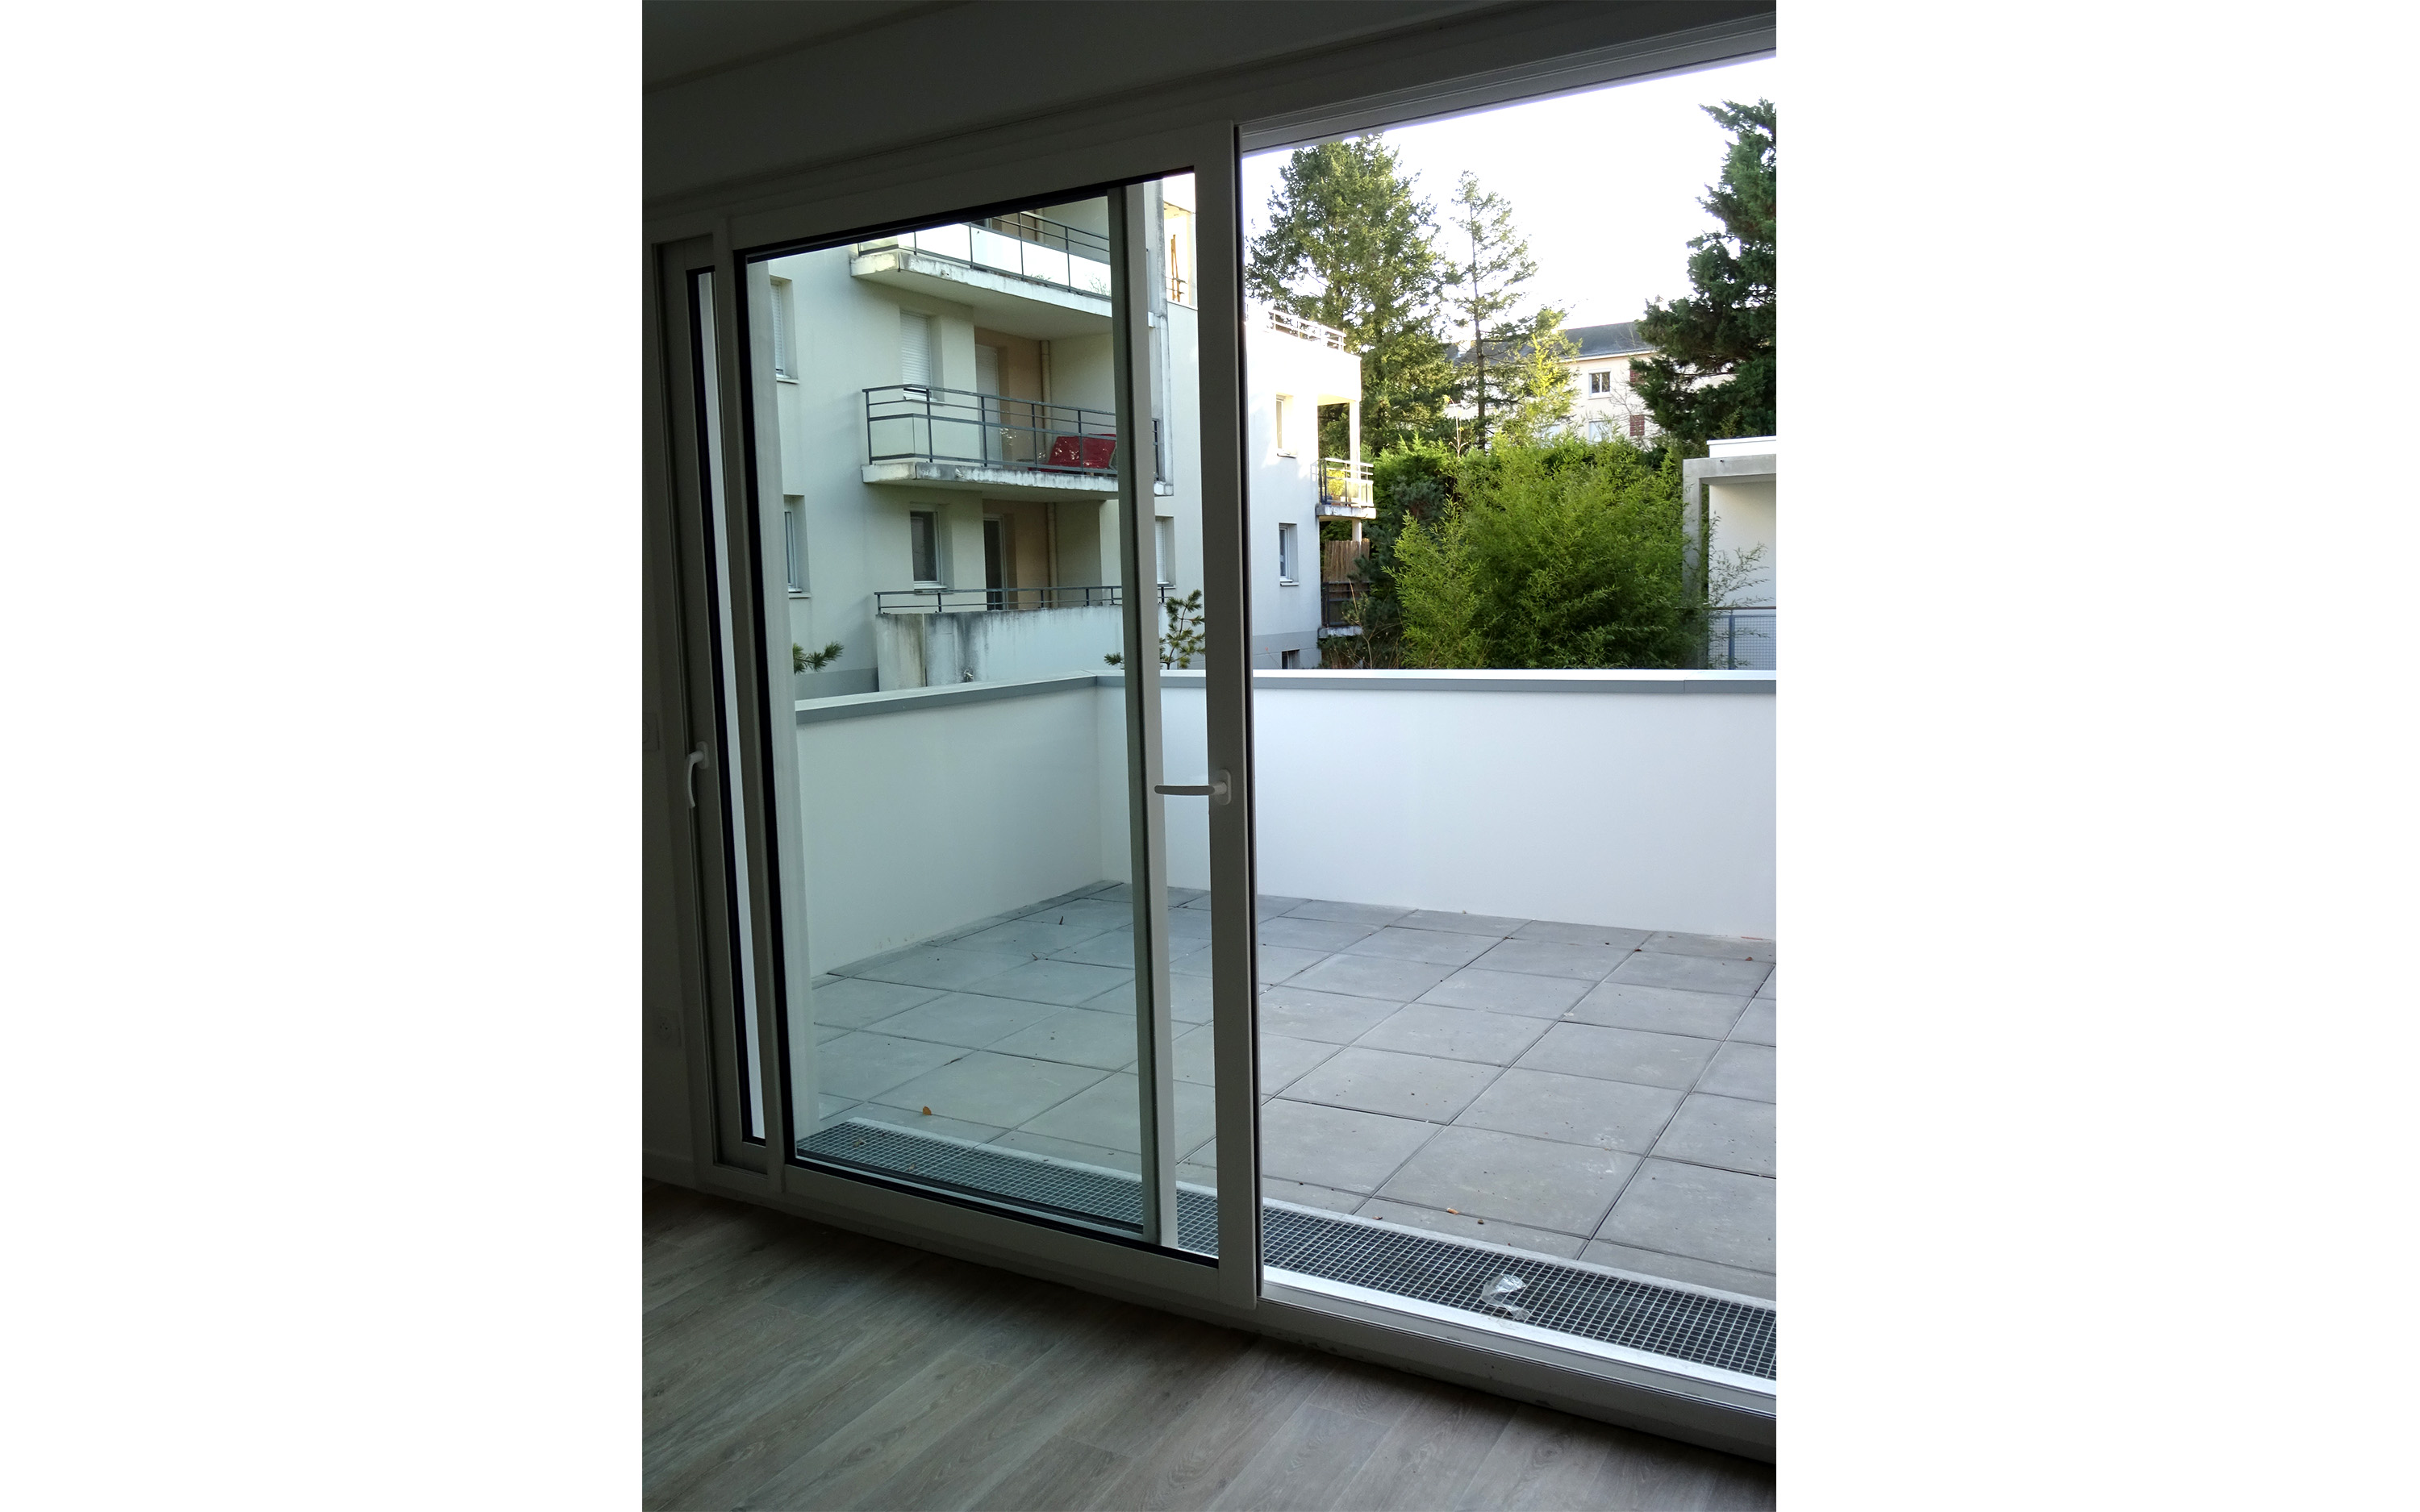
top-left (770, 278), bottom-right (795, 380)
top-left (1273, 394), bottom-right (1295, 456)
top-left (649, 10), bottom-right (1780, 1460)
top-left (782, 498), bottom-right (806, 594)
top-left (1277, 520), bottom-right (1298, 585)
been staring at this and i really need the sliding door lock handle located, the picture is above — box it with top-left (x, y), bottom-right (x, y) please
top-left (686, 746), bottom-right (708, 808)
top-left (1154, 771), bottom-right (1230, 804)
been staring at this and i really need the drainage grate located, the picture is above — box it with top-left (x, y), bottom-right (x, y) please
top-left (799, 1118), bottom-right (1772, 1381)
top-left (1261, 1205), bottom-right (1774, 1379)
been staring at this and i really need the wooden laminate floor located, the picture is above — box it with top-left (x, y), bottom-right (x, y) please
top-left (644, 1181), bottom-right (1774, 1511)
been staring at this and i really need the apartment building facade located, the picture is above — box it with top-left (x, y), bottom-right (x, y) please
top-left (752, 176), bottom-right (1362, 696)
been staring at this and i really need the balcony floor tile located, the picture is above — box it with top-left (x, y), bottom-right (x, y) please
top-left (1513, 1022), bottom-right (1722, 1092)
top-left (1650, 1093), bottom-right (1776, 1178)
top-left (962, 957), bottom-right (1135, 1006)
top-left (1354, 1002), bottom-right (1552, 1066)
top-left (1390, 909), bottom-right (1528, 938)
top-left (1375, 1127), bottom-right (1637, 1237)
top-left (1567, 981), bottom-right (1751, 1039)
top-left (1354, 1198), bottom-right (1589, 1260)
top-left (1512, 919), bottom-right (1655, 950)
top-left (1258, 1099), bottom-right (1437, 1193)
top-left (1642, 930), bottom-right (1776, 964)
top-left (1286, 952), bottom-right (1461, 1002)
top-left (1696, 1040), bottom-right (1776, 1102)
top-left (1729, 998), bottom-right (1776, 1046)
top-left (1595, 1159), bottom-right (1775, 1272)
top-left (1283, 899), bottom-right (1415, 928)
top-left (1256, 985), bottom-right (1404, 1043)
top-left (1415, 968), bottom-right (1592, 1019)
top-left (1341, 927), bottom-right (1497, 968)
top-left (1453, 1068), bottom-right (1685, 1156)
top-left (1278, 1047), bottom-right (1504, 1123)
top-left (1605, 951), bottom-right (1773, 997)
top-left (867, 1050), bottom-right (1108, 1128)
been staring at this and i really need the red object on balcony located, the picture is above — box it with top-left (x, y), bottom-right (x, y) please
top-left (1046, 434), bottom-right (1118, 471)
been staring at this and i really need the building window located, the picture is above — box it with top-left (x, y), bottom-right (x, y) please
top-left (1275, 394), bottom-right (1295, 456)
top-left (770, 279), bottom-right (795, 380)
top-left (1155, 516), bottom-right (1176, 587)
top-left (909, 510), bottom-right (938, 583)
top-left (783, 499), bottom-right (806, 592)
top-left (1281, 649), bottom-right (1301, 669)
top-left (1278, 521), bottom-right (1298, 584)
top-left (900, 310), bottom-right (935, 388)
top-left (1629, 413), bottom-right (1647, 440)
top-left (1588, 369), bottom-right (1611, 394)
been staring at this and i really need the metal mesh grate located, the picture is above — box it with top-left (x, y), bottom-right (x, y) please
top-left (799, 1118), bottom-right (1772, 1380)
top-left (1262, 1205), bottom-right (1774, 1378)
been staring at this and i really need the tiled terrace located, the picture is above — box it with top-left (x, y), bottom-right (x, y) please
top-left (807, 883), bottom-right (1775, 1301)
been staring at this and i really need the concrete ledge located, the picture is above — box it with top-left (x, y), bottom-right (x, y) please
top-left (796, 671), bottom-right (1101, 723)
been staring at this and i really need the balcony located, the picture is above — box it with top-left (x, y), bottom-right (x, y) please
top-left (861, 385), bottom-right (1166, 500)
top-left (851, 213), bottom-right (1112, 339)
top-left (1317, 456), bottom-right (1374, 519)
top-left (1708, 606), bottom-right (1775, 671)
top-left (791, 669), bottom-right (1778, 1340)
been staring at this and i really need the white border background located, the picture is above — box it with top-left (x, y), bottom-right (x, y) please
top-left (5, 3), bottom-right (2410, 1506)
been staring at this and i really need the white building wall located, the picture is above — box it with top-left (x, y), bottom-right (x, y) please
top-left (1242, 317), bottom-right (1359, 667)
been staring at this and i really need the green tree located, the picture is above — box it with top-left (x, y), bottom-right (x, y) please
top-left (1437, 173), bottom-right (1573, 448)
top-left (1634, 100), bottom-right (1775, 445)
top-left (1247, 138), bottom-right (1454, 453)
top-left (1392, 439), bottom-right (1697, 669)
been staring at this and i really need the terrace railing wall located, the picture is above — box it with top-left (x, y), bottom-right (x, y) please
top-left (864, 385), bottom-right (1162, 480)
top-left (854, 211), bottom-right (1113, 300)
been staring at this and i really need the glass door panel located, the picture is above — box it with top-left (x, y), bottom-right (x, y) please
top-left (729, 185), bottom-right (1219, 1252)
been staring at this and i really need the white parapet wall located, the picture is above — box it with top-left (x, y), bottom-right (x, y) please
top-left (1244, 670), bottom-right (1775, 939)
top-left (792, 668), bottom-right (1775, 970)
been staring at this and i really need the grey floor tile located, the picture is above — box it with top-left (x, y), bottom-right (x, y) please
top-left (1255, 1032), bottom-right (1342, 1093)
top-left (1515, 1022), bottom-right (1721, 1091)
top-left (1606, 950), bottom-right (1773, 996)
top-left (867, 1051), bottom-right (1108, 1127)
top-left (812, 1023), bottom-right (850, 1045)
top-left (1016, 1072), bottom-right (1215, 1156)
top-left (1341, 927), bottom-right (1495, 968)
top-left (845, 943), bottom-right (1037, 992)
top-left (1258, 1099), bottom-right (1439, 1193)
top-left (808, 977), bottom-right (945, 1030)
top-left (1287, 952), bottom-right (1460, 1002)
top-left (1162, 906), bottom-right (1216, 939)
top-left (1165, 885), bottom-right (1208, 906)
top-left (832, 1102), bottom-right (1008, 1146)
top-left (1013, 898), bottom-right (1136, 934)
top-left (1170, 1023), bottom-right (1216, 1085)
top-left (1258, 915), bottom-right (1379, 952)
top-left (987, 1008), bottom-right (1145, 1070)
top-left (1252, 893), bottom-right (1312, 914)
top-left (1580, 1241), bottom-right (1774, 1301)
top-left (1757, 968), bottom-right (1776, 1001)
top-left (1454, 1068), bottom-right (1684, 1154)
top-left (988, 1130), bottom-right (1140, 1175)
top-left (1279, 1046), bottom-right (1504, 1123)
top-left (1596, 1159), bottom-right (1773, 1272)
top-left (1283, 898), bottom-right (1412, 927)
top-left (964, 957), bottom-right (1135, 1006)
top-left (810, 1098), bottom-right (860, 1131)
top-left (1254, 944), bottom-right (1331, 985)
top-left (1355, 1199), bottom-right (1587, 1260)
top-left (1513, 919), bottom-right (1654, 949)
top-left (1263, 1178), bottom-right (1366, 1214)
top-left (863, 991), bottom-right (1070, 1050)
top-left (1049, 927), bottom-right (1205, 969)
top-left (1086, 882), bottom-right (1137, 905)
top-left (1256, 985), bottom-right (1404, 1043)
top-left (1642, 931), bottom-right (1776, 964)
top-left (949, 914), bottom-right (1119, 956)
top-left (1376, 1126), bottom-right (1638, 1236)
top-left (1165, 972), bottom-right (1213, 1023)
top-left (1416, 968), bottom-right (1591, 1019)
top-left (1729, 998), bottom-right (1775, 1046)
top-left (1698, 1040), bottom-right (1775, 1102)
top-left (816, 1032), bottom-right (967, 1102)
top-left (1568, 981), bottom-right (1750, 1039)
top-left (1392, 909), bottom-right (1527, 938)
top-left (1651, 1093), bottom-right (1775, 1177)
top-left (1355, 1002), bottom-right (1550, 1065)
top-left (1467, 938), bottom-right (1631, 981)
top-left (1176, 1162), bottom-right (1220, 1187)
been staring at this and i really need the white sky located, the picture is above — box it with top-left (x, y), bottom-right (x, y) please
top-left (1242, 56), bottom-right (1777, 331)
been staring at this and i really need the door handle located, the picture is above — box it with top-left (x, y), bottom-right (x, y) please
top-left (1154, 771), bottom-right (1230, 804)
top-left (686, 746), bottom-right (708, 808)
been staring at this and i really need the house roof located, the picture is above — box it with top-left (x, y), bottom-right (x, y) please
top-left (1563, 321), bottom-right (1654, 360)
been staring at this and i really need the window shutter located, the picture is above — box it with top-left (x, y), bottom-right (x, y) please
top-left (900, 311), bottom-right (933, 387)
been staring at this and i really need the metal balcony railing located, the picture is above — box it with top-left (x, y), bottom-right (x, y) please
top-left (855, 211), bottom-right (1112, 299)
top-left (1254, 302), bottom-right (1350, 350)
top-left (1708, 606), bottom-right (1777, 671)
top-left (1319, 457), bottom-right (1374, 511)
top-left (877, 583), bottom-right (1171, 615)
top-left (866, 385), bottom-right (1161, 481)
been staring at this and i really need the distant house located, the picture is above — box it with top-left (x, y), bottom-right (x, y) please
top-left (1557, 321), bottom-right (1659, 444)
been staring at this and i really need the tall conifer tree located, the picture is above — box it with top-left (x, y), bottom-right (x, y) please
top-left (1246, 138), bottom-right (1454, 454)
top-left (1635, 100), bottom-right (1776, 445)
